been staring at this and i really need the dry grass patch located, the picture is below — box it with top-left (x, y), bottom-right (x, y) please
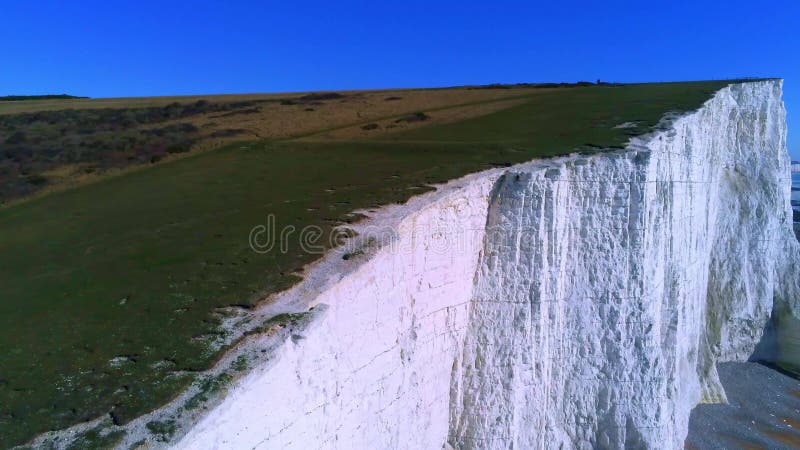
top-left (173, 87), bottom-right (533, 142)
top-left (304, 97), bottom-right (528, 140)
top-left (0, 86), bottom-right (537, 205)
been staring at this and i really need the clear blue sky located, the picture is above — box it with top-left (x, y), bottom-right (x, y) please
top-left (2, 0), bottom-right (798, 157)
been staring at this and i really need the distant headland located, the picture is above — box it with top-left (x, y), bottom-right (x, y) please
top-left (0, 94), bottom-right (88, 101)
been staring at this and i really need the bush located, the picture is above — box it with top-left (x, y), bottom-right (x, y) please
top-left (25, 174), bottom-right (47, 186)
top-left (166, 145), bottom-right (190, 154)
top-left (299, 93), bottom-right (343, 101)
top-left (146, 420), bottom-right (177, 441)
top-left (395, 112), bottom-right (430, 123)
top-left (5, 131), bottom-right (26, 144)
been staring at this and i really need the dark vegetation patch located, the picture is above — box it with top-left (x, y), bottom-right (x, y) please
top-left (0, 94), bottom-right (88, 101)
top-left (146, 419), bottom-right (177, 442)
top-left (299, 92), bottom-right (344, 101)
top-left (183, 373), bottom-right (233, 411)
top-left (342, 249), bottom-right (364, 260)
top-left (467, 81), bottom-right (622, 90)
top-left (395, 112), bottom-right (430, 123)
top-left (210, 128), bottom-right (248, 138)
top-left (0, 99), bottom-right (272, 202)
top-left (470, 83), bottom-right (512, 89)
top-left (232, 355), bottom-right (249, 372)
top-left (65, 426), bottom-right (125, 450)
top-left (361, 123), bottom-right (380, 131)
top-left (244, 313), bottom-right (308, 337)
top-left (210, 107), bottom-right (261, 118)
top-left (281, 93), bottom-right (346, 106)
top-left (384, 96), bottom-right (402, 101)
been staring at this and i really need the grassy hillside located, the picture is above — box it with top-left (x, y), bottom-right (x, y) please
top-left (0, 80), bottom-right (733, 447)
top-left (0, 87), bottom-right (531, 204)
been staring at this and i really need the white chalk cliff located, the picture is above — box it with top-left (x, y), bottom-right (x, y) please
top-left (177, 80), bottom-right (800, 449)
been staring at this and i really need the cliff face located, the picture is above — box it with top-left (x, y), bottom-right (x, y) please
top-left (177, 80), bottom-right (799, 449)
top-left (450, 80), bottom-right (798, 449)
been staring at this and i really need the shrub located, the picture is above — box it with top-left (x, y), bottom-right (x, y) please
top-left (26, 174), bottom-right (47, 186)
top-left (210, 129), bottom-right (246, 138)
top-left (166, 145), bottom-right (190, 154)
top-left (395, 112), bottom-right (430, 123)
top-left (5, 131), bottom-right (26, 144)
top-left (146, 420), bottom-right (177, 441)
top-left (299, 93), bottom-right (343, 101)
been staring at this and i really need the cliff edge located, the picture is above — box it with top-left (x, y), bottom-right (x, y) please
top-left (176, 80), bottom-right (799, 449)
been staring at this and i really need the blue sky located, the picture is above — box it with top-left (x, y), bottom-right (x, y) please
top-left (2, 1), bottom-right (799, 157)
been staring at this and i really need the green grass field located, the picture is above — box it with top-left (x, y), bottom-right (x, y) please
top-left (0, 81), bottom-right (734, 447)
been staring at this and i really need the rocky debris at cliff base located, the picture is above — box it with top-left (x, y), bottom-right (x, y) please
top-left (686, 362), bottom-right (800, 449)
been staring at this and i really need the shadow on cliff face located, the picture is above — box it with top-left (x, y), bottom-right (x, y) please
top-left (750, 307), bottom-right (800, 379)
top-left (750, 310), bottom-right (781, 366)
